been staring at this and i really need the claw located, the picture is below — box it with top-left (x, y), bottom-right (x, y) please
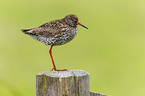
top-left (51, 68), bottom-right (67, 71)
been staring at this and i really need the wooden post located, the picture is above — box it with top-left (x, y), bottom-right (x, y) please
top-left (36, 70), bottom-right (108, 96)
top-left (90, 91), bottom-right (108, 96)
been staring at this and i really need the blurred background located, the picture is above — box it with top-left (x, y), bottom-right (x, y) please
top-left (1, 0), bottom-right (145, 96)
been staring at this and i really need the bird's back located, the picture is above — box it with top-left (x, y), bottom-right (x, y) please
top-left (22, 19), bottom-right (78, 46)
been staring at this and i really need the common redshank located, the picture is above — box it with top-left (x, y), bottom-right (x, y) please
top-left (22, 14), bottom-right (88, 71)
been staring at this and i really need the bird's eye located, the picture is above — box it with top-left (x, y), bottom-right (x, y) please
top-left (70, 18), bottom-right (74, 21)
top-left (70, 18), bottom-right (77, 23)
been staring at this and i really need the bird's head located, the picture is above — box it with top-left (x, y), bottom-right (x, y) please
top-left (63, 14), bottom-right (88, 29)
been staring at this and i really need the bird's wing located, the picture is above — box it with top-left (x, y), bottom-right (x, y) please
top-left (30, 20), bottom-right (67, 37)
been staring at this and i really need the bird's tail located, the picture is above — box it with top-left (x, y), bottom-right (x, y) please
top-left (21, 28), bottom-right (36, 35)
top-left (21, 29), bottom-right (32, 33)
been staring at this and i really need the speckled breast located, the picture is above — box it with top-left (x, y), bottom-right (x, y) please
top-left (31, 27), bottom-right (78, 46)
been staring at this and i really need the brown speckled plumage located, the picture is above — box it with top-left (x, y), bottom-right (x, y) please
top-left (22, 14), bottom-right (88, 71)
top-left (22, 14), bottom-right (81, 46)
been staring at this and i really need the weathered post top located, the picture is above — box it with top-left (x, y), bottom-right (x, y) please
top-left (36, 70), bottom-right (108, 96)
top-left (37, 70), bottom-right (89, 77)
top-left (36, 70), bottom-right (90, 96)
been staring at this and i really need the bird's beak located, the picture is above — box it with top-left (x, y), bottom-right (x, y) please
top-left (76, 22), bottom-right (88, 29)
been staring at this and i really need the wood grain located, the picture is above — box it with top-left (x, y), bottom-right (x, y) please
top-left (36, 70), bottom-right (90, 96)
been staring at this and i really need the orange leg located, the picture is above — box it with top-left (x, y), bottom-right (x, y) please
top-left (49, 46), bottom-right (67, 71)
top-left (49, 46), bottom-right (56, 70)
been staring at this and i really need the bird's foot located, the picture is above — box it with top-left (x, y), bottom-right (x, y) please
top-left (51, 68), bottom-right (67, 71)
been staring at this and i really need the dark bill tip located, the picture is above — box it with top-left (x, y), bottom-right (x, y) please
top-left (76, 22), bottom-right (88, 29)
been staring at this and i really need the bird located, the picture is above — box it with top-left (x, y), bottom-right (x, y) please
top-left (21, 14), bottom-right (88, 71)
